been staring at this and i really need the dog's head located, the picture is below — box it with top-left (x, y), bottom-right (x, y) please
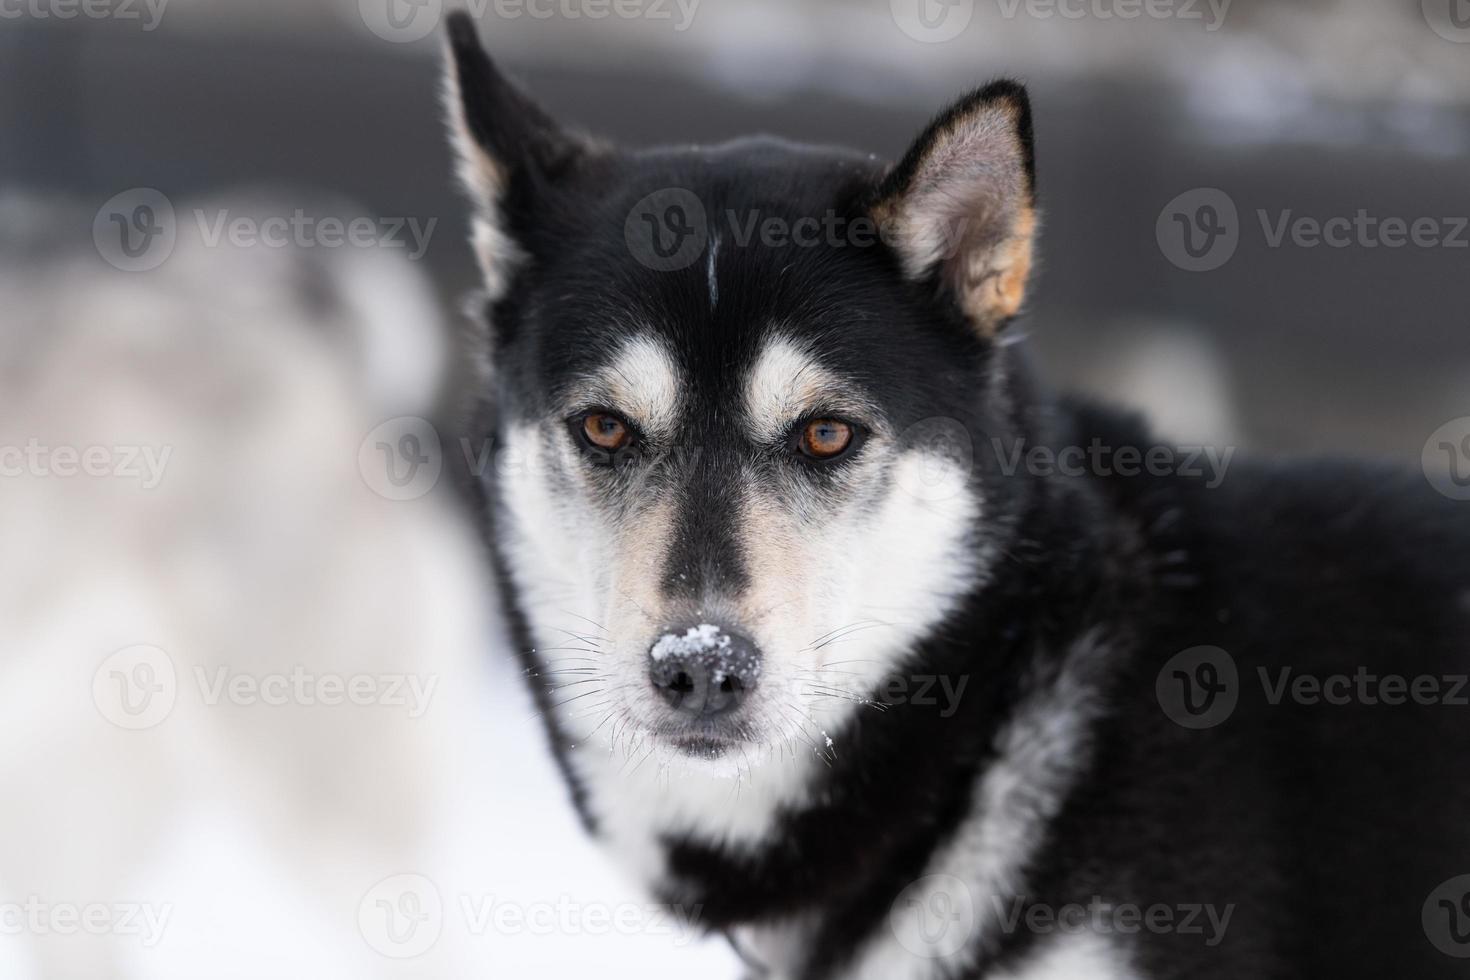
top-left (446, 14), bottom-right (1039, 769)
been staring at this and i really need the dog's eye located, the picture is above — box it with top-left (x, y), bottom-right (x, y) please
top-left (579, 412), bottom-right (633, 451)
top-left (796, 418), bottom-right (856, 461)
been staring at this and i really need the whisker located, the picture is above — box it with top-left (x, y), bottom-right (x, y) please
top-left (543, 678), bottom-right (608, 692)
top-left (550, 627), bottom-right (605, 646)
top-left (614, 588), bottom-right (656, 624)
top-left (561, 699), bottom-right (613, 723)
top-left (793, 667), bottom-right (867, 679)
top-left (773, 702), bottom-right (833, 766)
top-left (525, 657), bottom-right (600, 671)
top-left (582, 710), bottom-right (618, 740)
top-left (555, 609), bottom-right (612, 636)
top-left (812, 621), bottom-right (901, 651)
top-left (805, 620), bottom-right (879, 649)
top-left (548, 688), bottom-right (609, 710)
top-left (800, 686), bottom-right (875, 705)
top-left (800, 690), bottom-right (889, 713)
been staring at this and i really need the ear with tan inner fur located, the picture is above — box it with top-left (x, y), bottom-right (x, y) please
top-left (441, 12), bottom-right (590, 300)
top-left (869, 81), bottom-right (1038, 337)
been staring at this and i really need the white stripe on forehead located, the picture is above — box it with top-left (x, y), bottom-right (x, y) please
top-left (743, 335), bottom-right (846, 443)
top-left (582, 334), bottom-right (682, 437)
top-left (707, 232), bottom-right (721, 310)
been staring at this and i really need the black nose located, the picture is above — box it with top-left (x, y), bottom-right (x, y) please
top-left (648, 624), bottom-right (761, 718)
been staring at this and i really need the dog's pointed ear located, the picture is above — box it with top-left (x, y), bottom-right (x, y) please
top-left (442, 12), bottom-right (589, 295)
top-left (870, 81), bottom-right (1038, 337)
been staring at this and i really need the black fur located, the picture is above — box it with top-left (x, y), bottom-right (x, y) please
top-left (445, 13), bottom-right (1470, 977)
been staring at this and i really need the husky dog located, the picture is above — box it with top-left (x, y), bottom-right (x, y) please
top-left (443, 14), bottom-right (1470, 978)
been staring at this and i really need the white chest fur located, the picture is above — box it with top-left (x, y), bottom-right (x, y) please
top-left (569, 740), bottom-right (823, 889)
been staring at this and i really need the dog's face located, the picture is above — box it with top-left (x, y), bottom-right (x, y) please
top-left (446, 15), bottom-right (1038, 770)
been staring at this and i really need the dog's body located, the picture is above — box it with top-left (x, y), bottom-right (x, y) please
top-left (444, 15), bottom-right (1470, 977)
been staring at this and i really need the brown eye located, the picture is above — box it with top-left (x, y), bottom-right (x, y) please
top-left (799, 419), bottom-right (855, 460)
top-left (581, 412), bottom-right (631, 451)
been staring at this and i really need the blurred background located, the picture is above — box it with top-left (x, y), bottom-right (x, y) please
top-left (2, 0), bottom-right (1468, 976)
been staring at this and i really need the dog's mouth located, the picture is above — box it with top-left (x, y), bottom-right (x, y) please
top-left (668, 733), bottom-right (739, 759)
top-left (650, 717), bottom-right (763, 760)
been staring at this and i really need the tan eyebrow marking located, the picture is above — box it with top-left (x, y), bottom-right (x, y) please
top-left (743, 335), bottom-right (868, 444)
top-left (575, 334), bottom-right (683, 439)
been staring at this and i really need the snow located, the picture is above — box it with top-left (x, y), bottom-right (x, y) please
top-left (649, 624), bottom-right (731, 662)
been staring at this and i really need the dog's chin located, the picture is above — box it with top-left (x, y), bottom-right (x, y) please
top-left (657, 734), bottom-right (768, 779)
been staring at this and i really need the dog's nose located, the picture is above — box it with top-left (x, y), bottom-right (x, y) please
top-left (648, 623), bottom-right (761, 718)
